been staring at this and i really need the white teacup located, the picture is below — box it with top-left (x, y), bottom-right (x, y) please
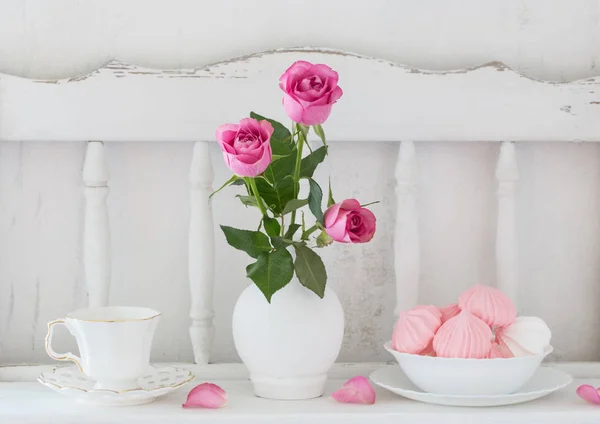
top-left (45, 306), bottom-right (161, 391)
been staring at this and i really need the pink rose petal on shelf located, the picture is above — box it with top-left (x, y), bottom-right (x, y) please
top-left (182, 383), bottom-right (227, 409)
top-left (331, 376), bottom-right (376, 405)
top-left (576, 385), bottom-right (600, 404)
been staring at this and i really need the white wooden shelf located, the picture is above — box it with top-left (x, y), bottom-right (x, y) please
top-left (1, 363), bottom-right (599, 424)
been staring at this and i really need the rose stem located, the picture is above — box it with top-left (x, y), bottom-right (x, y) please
top-left (290, 127), bottom-right (305, 227)
top-left (246, 177), bottom-right (267, 218)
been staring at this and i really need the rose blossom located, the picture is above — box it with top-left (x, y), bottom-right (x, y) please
top-left (279, 61), bottom-right (343, 125)
top-left (215, 118), bottom-right (274, 177)
top-left (324, 199), bottom-right (376, 243)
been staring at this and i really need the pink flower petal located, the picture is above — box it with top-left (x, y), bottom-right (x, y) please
top-left (338, 198), bottom-right (361, 211)
top-left (299, 103), bottom-right (334, 125)
top-left (258, 119), bottom-right (275, 140)
top-left (324, 202), bottom-right (343, 228)
top-left (182, 383), bottom-right (227, 409)
top-left (279, 61), bottom-right (312, 91)
top-left (331, 376), bottom-right (376, 405)
top-left (325, 209), bottom-right (352, 243)
top-left (576, 385), bottom-right (600, 404)
top-left (282, 93), bottom-right (306, 124)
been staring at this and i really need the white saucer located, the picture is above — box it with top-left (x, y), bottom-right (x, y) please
top-left (370, 366), bottom-right (572, 407)
top-left (38, 366), bottom-right (194, 406)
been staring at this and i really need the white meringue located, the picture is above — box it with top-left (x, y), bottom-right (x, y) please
top-left (496, 316), bottom-right (551, 356)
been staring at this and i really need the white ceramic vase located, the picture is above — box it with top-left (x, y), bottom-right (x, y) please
top-left (232, 277), bottom-right (345, 400)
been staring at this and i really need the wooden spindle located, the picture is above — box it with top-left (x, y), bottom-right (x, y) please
top-left (188, 141), bottom-right (216, 364)
top-left (496, 141), bottom-right (519, 310)
top-left (83, 141), bottom-right (111, 307)
top-left (394, 141), bottom-right (420, 316)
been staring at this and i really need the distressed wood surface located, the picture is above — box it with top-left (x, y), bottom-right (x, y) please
top-left (82, 141), bottom-right (111, 307)
top-left (3, 142), bottom-right (600, 364)
top-left (394, 141), bottom-right (420, 316)
top-left (188, 142), bottom-right (215, 364)
top-left (496, 142), bottom-right (520, 310)
top-left (0, 48), bottom-right (600, 366)
top-left (2, 361), bottom-right (599, 382)
top-left (0, 48), bottom-right (598, 143)
top-left (0, 362), bottom-right (597, 424)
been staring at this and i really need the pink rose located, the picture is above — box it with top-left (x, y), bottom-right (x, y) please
top-left (324, 199), bottom-right (376, 243)
top-left (215, 118), bottom-right (274, 177)
top-left (279, 61), bottom-right (343, 126)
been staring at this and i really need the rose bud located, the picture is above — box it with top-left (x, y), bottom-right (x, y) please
top-left (215, 118), bottom-right (273, 177)
top-left (324, 199), bottom-right (376, 243)
top-left (279, 61), bottom-right (343, 125)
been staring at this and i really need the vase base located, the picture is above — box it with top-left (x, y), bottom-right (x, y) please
top-left (250, 374), bottom-right (327, 400)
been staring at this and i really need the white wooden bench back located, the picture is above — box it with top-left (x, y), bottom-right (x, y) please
top-left (0, 48), bottom-right (598, 364)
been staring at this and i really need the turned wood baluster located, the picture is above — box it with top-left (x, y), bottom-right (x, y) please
top-left (188, 141), bottom-right (216, 364)
top-left (394, 141), bottom-right (420, 317)
top-left (496, 141), bottom-right (519, 310)
top-left (83, 141), bottom-right (111, 307)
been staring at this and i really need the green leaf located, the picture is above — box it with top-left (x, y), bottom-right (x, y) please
top-left (231, 179), bottom-right (246, 186)
top-left (313, 124), bottom-right (327, 147)
top-left (246, 248), bottom-right (294, 302)
top-left (327, 178), bottom-right (336, 207)
top-left (281, 198), bottom-right (309, 215)
top-left (271, 236), bottom-right (293, 250)
top-left (210, 175), bottom-right (240, 199)
top-left (293, 244), bottom-right (327, 298)
top-left (300, 146), bottom-right (327, 179)
top-left (220, 226), bottom-right (271, 258)
top-left (236, 195), bottom-right (258, 208)
top-left (308, 178), bottom-right (324, 224)
top-left (263, 216), bottom-right (281, 238)
top-left (250, 112), bottom-right (293, 156)
top-left (284, 223), bottom-right (301, 239)
top-left (255, 176), bottom-right (296, 215)
top-left (263, 149), bottom-right (297, 185)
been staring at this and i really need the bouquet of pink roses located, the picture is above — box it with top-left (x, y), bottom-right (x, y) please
top-left (213, 61), bottom-right (377, 302)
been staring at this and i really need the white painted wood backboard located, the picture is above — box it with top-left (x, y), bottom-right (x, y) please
top-left (0, 48), bottom-right (599, 366)
top-left (0, 48), bottom-right (598, 143)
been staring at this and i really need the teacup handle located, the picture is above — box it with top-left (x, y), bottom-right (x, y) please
top-left (45, 319), bottom-right (83, 372)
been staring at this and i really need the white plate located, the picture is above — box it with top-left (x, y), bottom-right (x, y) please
top-left (38, 366), bottom-right (194, 406)
top-left (370, 366), bottom-right (572, 407)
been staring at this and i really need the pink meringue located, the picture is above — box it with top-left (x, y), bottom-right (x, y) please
top-left (496, 316), bottom-right (551, 356)
top-left (488, 342), bottom-right (514, 359)
top-left (433, 310), bottom-right (492, 358)
top-left (420, 342), bottom-right (436, 357)
top-left (392, 305), bottom-right (442, 354)
top-left (458, 285), bottom-right (516, 327)
top-left (440, 303), bottom-right (461, 323)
